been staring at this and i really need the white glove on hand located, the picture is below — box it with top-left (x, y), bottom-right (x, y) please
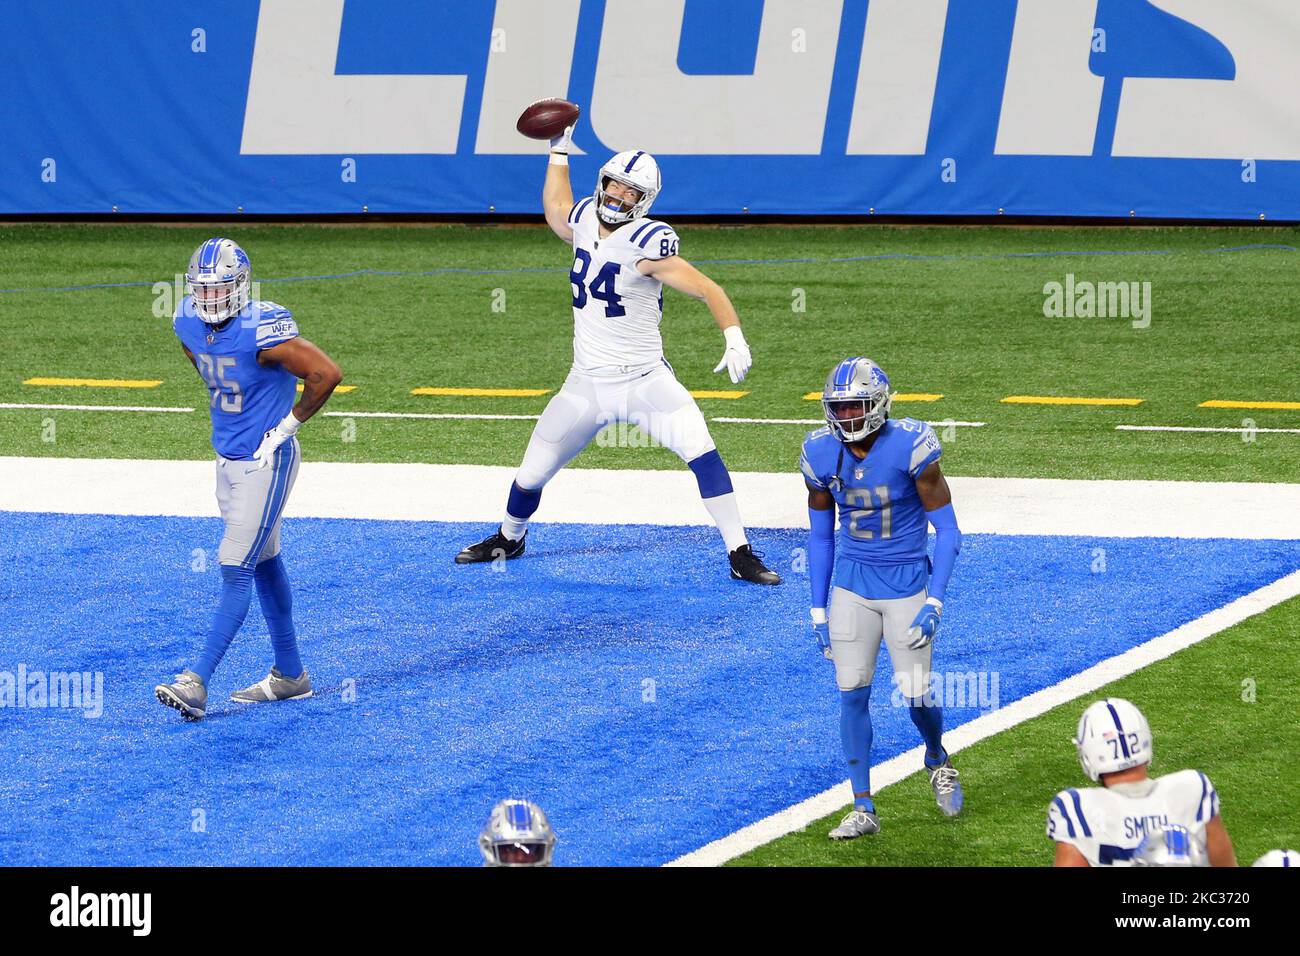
top-left (252, 412), bottom-right (301, 470)
top-left (713, 325), bottom-right (752, 384)
top-left (549, 125), bottom-right (574, 157)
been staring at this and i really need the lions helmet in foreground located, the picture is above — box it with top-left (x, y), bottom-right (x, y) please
top-left (1132, 824), bottom-right (1209, 867)
top-left (479, 799), bottom-right (558, 867)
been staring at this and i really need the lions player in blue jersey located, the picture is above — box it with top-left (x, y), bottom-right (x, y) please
top-left (154, 238), bottom-right (342, 720)
top-left (801, 357), bottom-right (963, 838)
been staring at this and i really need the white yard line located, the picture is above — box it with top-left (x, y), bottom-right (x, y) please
top-left (667, 567), bottom-right (1300, 866)
top-left (0, 402), bottom-right (194, 413)
top-left (2, 458), bottom-right (1300, 538)
top-left (711, 417), bottom-right (986, 427)
top-left (1117, 424), bottom-right (1300, 435)
top-left (323, 411), bottom-right (540, 422)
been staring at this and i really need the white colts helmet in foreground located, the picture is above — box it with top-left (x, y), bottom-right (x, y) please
top-left (1074, 697), bottom-right (1153, 781)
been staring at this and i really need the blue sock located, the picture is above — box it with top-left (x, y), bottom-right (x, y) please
top-left (909, 695), bottom-right (947, 767)
top-left (193, 564), bottom-right (256, 683)
top-left (839, 685), bottom-right (874, 809)
top-left (506, 482), bottom-right (542, 521)
top-left (686, 449), bottom-right (734, 498)
top-left (256, 554), bottom-right (302, 679)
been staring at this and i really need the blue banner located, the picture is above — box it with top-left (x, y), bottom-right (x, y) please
top-left (3, 0), bottom-right (1299, 218)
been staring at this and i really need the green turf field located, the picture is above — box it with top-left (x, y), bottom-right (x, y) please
top-left (3, 222), bottom-right (1297, 868)
top-left (1, 223), bottom-right (1297, 480)
top-left (730, 594), bottom-right (1300, 867)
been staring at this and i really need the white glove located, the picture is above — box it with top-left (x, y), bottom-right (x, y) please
top-left (549, 125), bottom-right (574, 157)
top-left (252, 412), bottom-right (301, 470)
top-left (713, 325), bottom-right (752, 384)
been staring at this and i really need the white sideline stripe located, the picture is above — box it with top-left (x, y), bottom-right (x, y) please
top-left (2, 458), bottom-right (1300, 538)
top-left (711, 417), bottom-right (986, 427)
top-left (0, 402), bottom-right (195, 413)
top-left (1118, 424), bottom-right (1300, 435)
top-left (666, 568), bottom-right (1300, 867)
top-left (323, 411), bottom-right (541, 422)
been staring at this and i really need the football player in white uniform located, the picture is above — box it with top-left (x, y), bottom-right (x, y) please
top-left (455, 121), bottom-right (780, 585)
top-left (1048, 698), bottom-right (1237, 867)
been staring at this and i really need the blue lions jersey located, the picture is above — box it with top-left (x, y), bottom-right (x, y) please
top-left (800, 418), bottom-right (943, 599)
top-left (173, 297), bottom-right (299, 460)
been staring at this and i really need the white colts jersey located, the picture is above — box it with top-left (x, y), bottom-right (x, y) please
top-left (1047, 770), bottom-right (1220, 866)
top-left (566, 197), bottom-right (680, 372)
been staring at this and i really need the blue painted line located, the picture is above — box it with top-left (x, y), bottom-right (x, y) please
top-left (1, 245), bottom-right (1293, 295)
top-left (1, 512), bottom-right (1297, 866)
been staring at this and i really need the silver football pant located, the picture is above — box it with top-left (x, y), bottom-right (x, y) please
top-left (215, 436), bottom-right (300, 567)
top-left (828, 585), bottom-right (934, 697)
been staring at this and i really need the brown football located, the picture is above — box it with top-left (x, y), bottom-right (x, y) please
top-left (516, 98), bottom-right (581, 140)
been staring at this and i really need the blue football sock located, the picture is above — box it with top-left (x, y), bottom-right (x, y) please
top-left (909, 695), bottom-right (947, 767)
top-left (840, 685), bottom-right (874, 804)
top-left (256, 554), bottom-right (302, 679)
top-left (193, 564), bottom-right (256, 683)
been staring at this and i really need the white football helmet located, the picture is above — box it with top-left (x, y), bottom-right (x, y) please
top-left (1132, 824), bottom-right (1208, 867)
top-left (1074, 698), bottom-right (1153, 782)
top-left (1253, 849), bottom-right (1299, 867)
top-left (595, 150), bottom-right (660, 225)
top-left (478, 799), bottom-right (557, 867)
top-left (186, 237), bottom-right (251, 324)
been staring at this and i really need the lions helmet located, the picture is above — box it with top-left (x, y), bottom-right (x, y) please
top-left (186, 237), bottom-right (251, 324)
top-left (1074, 698), bottom-right (1152, 782)
top-left (1132, 824), bottom-right (1208, 867)
top-left (595, 150), bottom-right (660, 225)
top-left (1253, 849), bottom-right (1299, 867)
top-left (478, 799), bottom-right (557, 867)
top-left (822, 357), bottom-right (892, 443)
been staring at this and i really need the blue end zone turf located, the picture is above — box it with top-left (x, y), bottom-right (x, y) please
top-left (1, 512), bottom-right (1297, 866)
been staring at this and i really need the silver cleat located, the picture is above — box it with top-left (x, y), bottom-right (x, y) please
top-left (155, 669), bottom-right (208, 720)
top-left (230, 667), bottom-right (313, 704)
top-left (828, 808), bottom-right (881, 840)
top-left (928, 757), bottom-right (964, 817)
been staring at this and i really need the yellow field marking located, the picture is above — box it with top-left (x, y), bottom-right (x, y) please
top-left (1001, 395), bottom-right (1143, 407)
top-left (802, 391), bottom-right (943, 402)
top-left (297, 383), bottom-right (357, 393)
top-left (1199, 399), bottom-right (1300, 410)
top-left (689, 390), bottom-right (748, 399)
top-left (24, 377), bottom-right (162, 389)
top-left (411, 387), bottom-right (552, 398)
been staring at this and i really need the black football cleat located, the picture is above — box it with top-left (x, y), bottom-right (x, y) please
top-left (455, 527), bottom-right (526, 565)
top-left (729, 544), bottom-right (781, 585)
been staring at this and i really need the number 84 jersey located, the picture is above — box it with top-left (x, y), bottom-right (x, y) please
top-left (566, 198), bottom-right (680, 372)
top-left (800, 419), bottom-right (942, 567)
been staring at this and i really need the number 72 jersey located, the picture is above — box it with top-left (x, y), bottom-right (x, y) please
top-left (799, 418), bottom-right (943, 565)
top-left (565, 197), bottom-right (680, 371)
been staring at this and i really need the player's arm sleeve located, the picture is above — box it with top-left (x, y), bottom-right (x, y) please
top-left (632, 222), bottom-right (680, 261)
top-left (802, 444), bottom-right (835, 610)
top-left (913, 423), bottom-right (960, 604)
top-left (255, 306), bottom-right (300, 350)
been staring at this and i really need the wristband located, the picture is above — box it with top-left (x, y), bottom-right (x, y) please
top-left (810, 607), bottom-right (828, 625)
